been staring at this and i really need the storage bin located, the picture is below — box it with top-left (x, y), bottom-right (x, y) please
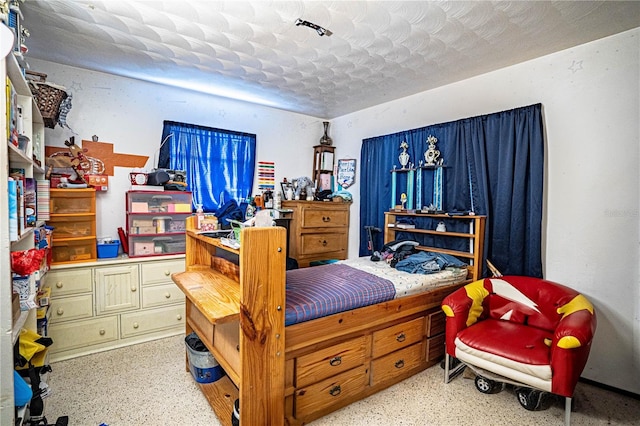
top-left (185, 332), bottom-right (224, 384)
top-left (48, 216), bottom-right (96, 239)
top-left (49, 189), bottom-right (96, 214)
top-left (97, 240), bottom-right (120, 258)
top-left (51, 239), bottom-right (96, 263)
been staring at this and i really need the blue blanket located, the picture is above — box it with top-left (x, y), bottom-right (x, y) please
top-left (285, 263), bottom-right (396, 326)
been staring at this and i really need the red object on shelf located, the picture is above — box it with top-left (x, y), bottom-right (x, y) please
top-left (117, 227), bottom-right (129, 254)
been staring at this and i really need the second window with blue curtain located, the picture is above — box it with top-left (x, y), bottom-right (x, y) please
top-left (158, 120), bottom-right (256, 212)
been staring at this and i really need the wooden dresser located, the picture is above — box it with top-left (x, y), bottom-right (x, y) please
top-left (281, 200), bottom-right (350, 267)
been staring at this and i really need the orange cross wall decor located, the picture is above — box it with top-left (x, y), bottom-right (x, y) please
top-left (45, 140), bottom-right (149, 176)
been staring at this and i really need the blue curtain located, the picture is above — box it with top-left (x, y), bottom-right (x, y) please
top-left (158, 121), bottom-right (256, 212)
top-left (360, 104), bottom-right (544, 277)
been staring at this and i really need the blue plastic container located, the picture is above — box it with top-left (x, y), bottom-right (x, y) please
top-left (97, 240), bottom-right (120, 258)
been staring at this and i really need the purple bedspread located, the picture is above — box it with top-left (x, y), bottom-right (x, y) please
top-left (285, 263), bottom-right (396, 326)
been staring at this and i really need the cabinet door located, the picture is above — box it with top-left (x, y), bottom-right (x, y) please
top-left (95, 265), bottom-right (140, 314)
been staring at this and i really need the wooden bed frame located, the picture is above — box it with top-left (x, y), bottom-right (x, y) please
top-left (172, 214), bottom-right (485, 425)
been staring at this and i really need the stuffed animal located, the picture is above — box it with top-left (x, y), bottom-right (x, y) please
top-left (294, 176), bottom-right (315, 200)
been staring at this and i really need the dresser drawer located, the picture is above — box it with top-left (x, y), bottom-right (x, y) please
top-left (296, 336), bottom-right (367, 387)
top-left (371, 316), bottom-right (424, 358)
top-left (120, 304), bottom-right (185, 338)
top-left (49, 316), bottom-right (118, 352)
top-left (371, 342), bottom-right (424, 387)
top-left (301, 208), bottom-right (349, 229)
top-left (48, 268), bottom-right (92, 296)
top-left (142, 283), bottom-right (185, 308)
top-left (50, 294), bottom-right (93, 323)
top-left (300, 232), bottom-right (347, 256)
top-left (295, 365), bottom-right (368, 418)
top-left (141, 260), bottom-right (185, 286)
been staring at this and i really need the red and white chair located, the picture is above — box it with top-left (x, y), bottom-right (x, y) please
top-left (441, 276), bottom-right (597, 425)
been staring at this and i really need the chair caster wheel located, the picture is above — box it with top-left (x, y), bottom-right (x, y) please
top-left (516, 388), bottom-right (547, 411)
top-left (474, 375), bottom-right (502, 394)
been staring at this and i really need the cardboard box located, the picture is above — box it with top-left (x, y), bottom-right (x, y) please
top-left (131, 202), bottom-right (149, 213)
top-left (168, 203), bottom-right (192, 213)
top-left (37, 286), bottom-right (51, 307)
top-left (12, 293), bottom-right (21, 323)
top-left (13, 274), bottom-right (35, 300)
top-left (130, 226), bottom-right (157, 235)
top-left (133, 242), bottom-right (154, 256)
top-left (132, 219), bottom-right (154, 227)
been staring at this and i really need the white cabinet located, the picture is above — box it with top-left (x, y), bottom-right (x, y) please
top-left (48, 256), bottom-right (186, 362)
top-left (1, 47), bottom-right (47, 423)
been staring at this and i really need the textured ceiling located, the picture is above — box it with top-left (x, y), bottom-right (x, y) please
top-left (20, 1), bottom-right (640, 119)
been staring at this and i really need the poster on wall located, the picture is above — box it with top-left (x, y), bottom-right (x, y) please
top-left (337, 159), bottom-right (356, 189)
top-left (258, 161), bottom-right (275, 191)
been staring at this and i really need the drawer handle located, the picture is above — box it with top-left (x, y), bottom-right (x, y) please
top-left (99, 329), bottom-right (106, 336)
top-left (131, 286), bottom-right (137, 292)
top-left (164, 270), bottom-right (171, 276)
top-left (133, 322), bottom-right (139, 329)
top-left (321, 240), bottom-right (328, 246)
top-left (56, 282), bottom-right (63, 289)
top-left (395, 359), bottom-right (405, 369)
top-left (329, 385), bottom-right (341, 397)
top-left (329, 356), bottom-right (342, 367)
top-left (396, 333), bottom-right (406, 343)
top-left (165, 292), bottom-right (171, 299)
top-left (176, 314), bottom-right (182, 321)
top-left (322, 216), bottom-right (331, 222)
top-left (56, 308), bottom-right (64, 316)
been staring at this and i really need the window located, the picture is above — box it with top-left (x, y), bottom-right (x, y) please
top-left (158, 121), bottom-right (256, 212)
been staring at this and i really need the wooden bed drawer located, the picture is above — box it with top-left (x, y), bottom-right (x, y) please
top-left (426, 333), bottom-right (446, 363)
top-left (301, 208), bottom-right (349, 229)
top-left (295, 365), bottom-right (368, 418)
top-left (372, 316), bottom-right (424, 358)
top-left (426, 309), bottom-right (445, 337)
top-left (296, 336), bottom-right (367, 387)
top-left (299, 232), bottom-right (347, 256)
top-left (371, 342), bottom-right (424, 387)
top-left (187, 301), bottom-right (214, 345)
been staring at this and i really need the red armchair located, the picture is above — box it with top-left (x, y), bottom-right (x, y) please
top-left (441, 276), bottom-right (596, 425)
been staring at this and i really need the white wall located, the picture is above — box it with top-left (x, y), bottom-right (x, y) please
top-left (31, 57), bottom-right (325, 240)
top-left (333, 28), bottom-right (639, 394)
top-left (34, 27), bottom-right (639, 393)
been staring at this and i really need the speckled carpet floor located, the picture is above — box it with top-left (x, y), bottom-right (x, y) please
top-left (44, 335), bottom-right (639, 425)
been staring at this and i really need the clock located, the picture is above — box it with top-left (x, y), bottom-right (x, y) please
top-left (129, 172), bottom-right (148, 185)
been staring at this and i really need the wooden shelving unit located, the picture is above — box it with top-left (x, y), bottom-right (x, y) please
top-left (384, 211), bottom-right (486, 281)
